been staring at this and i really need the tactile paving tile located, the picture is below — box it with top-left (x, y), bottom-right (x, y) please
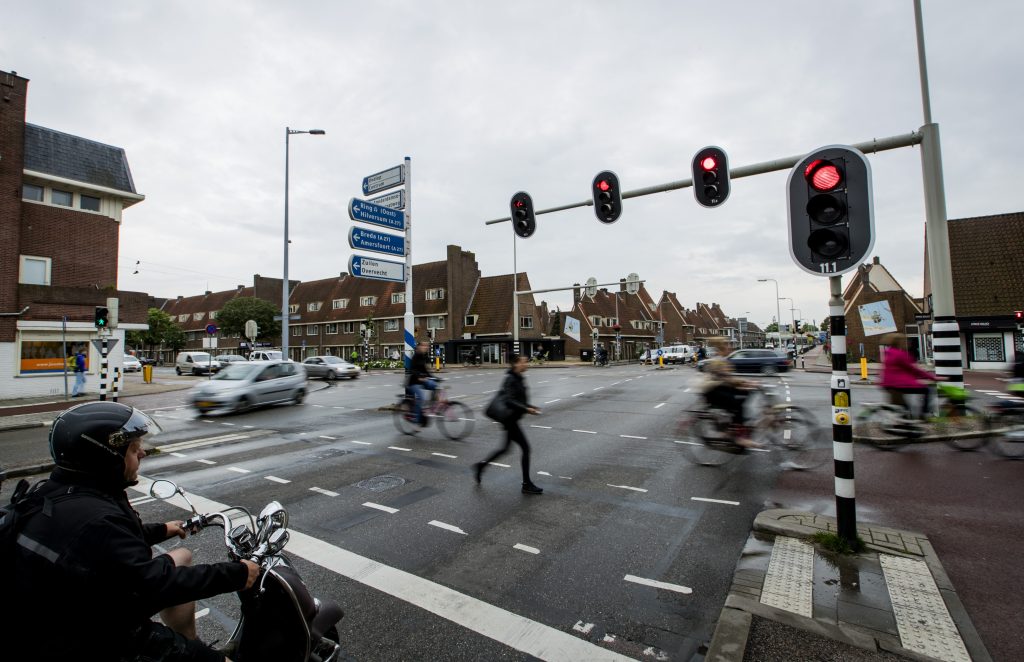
top-left (880, 554), bottom-right (971, 662)
top-left (760, 536), bottom-right (814, 617)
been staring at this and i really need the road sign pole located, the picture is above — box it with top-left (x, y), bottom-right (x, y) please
top-left (99, 334), bottom-right (108, 401)
top-left (403, 156), bottom-right (415, 372)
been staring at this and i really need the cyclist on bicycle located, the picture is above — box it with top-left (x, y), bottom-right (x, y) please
top-left (701, 337), bottom-right (758, 448)
top-left (879, 332), bottom-right (937, 420)
top-left (407, 340), bottom-right (437, 425)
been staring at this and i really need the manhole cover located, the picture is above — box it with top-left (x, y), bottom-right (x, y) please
top-left (313, 448), bottom-right (351, 460)
top-left (355, 475), bottom-right (406, 492)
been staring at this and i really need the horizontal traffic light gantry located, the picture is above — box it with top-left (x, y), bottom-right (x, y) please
top-left (509, 191), bottom-right (536, 238)
top-left (94, 306), bottom-right (110, 328)
top-left (692, 146), bottom-right (730, 208)
top-left (592, 171), bottom-right (622, 223)
top-left (787, 145), bottom-right (874, 277)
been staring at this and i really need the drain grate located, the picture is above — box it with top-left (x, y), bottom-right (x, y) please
top-left (355, 474), bottom-right (406, 492)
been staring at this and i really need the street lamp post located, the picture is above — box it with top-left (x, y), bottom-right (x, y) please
top-left (779, 297), bottom-right (796, 349)
top-left (757, 278), bottom-right (783, 349)
top-left (283, 127), bottom-right (325, 359)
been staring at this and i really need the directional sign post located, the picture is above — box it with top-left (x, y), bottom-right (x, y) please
top-left (349, 255), bottom-right (406, 283)
top-left (362, 164), bottom-right (405, 196)
top-left (348, 226), bottom-right (406, 257)
top-left (368, 189), bottom-right (406, 210)
top-left (349, 198), bottom-right (406, 231)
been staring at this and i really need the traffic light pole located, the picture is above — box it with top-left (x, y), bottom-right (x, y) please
top-left (99, 332), bottom-right (109, 402)
top-left (828, 275), bottom-right (857, 545)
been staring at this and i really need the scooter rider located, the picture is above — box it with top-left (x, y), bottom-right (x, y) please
top-left (8, 401), bottom-right (259, 662)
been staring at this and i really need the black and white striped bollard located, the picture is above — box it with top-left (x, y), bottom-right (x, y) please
top-left (829, 276), bottom-right (856, 544)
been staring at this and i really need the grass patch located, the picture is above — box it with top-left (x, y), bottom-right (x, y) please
top-left (809, 531), bottom-right (865, 555)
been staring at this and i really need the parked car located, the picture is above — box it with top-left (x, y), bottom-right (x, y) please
top-left (698, 348), bottom-right (791, 375)
top-left (214, 354), bottom-right (248, 366)
top-left (175, 351), bottom-right (222, 376)
top-left (188, 360), bottom-right (308, 414)
top-left (122, 355), bottom-right (142, 372)
top-left (302, 355), bottom-right (361, 380)
top-left (138, 356), bottom-right (159, 366)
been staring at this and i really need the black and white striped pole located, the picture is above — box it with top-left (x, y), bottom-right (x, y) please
top-left (829, 276), bottom-right (856, 542)
top-left (788, 145), bottom-right (874, 547)
top-left (99, 335), bottom-right (109, 401)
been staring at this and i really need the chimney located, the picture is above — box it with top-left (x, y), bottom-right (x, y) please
top-left (205, 291), bottom-right (212, 296)
top-left (237, 285), bottom-right (244, 290)
top-left (873, 256), bottom-right (880, 265)
top-left (620, 278), bottom-right (627, 293)
top-left (573, 283), bottom-right (581, 303)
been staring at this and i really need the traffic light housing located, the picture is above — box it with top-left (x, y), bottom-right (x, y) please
top-left (592, 170), bottom-right (623, 223)
top-left (510, 191), bottom-right (536, 238)
top-left (692, 146), bottom-right (730, 208)
top-left (94, 306), bottom-right (110, 328)
top-left (787, 145), bottom-right (874, 276)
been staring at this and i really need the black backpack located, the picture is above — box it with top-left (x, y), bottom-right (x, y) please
top-left (0, 478), bottom-right (52, 564)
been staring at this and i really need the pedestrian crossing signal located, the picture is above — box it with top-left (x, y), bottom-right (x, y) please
top-left (94, 306), bottom-right (110, 328)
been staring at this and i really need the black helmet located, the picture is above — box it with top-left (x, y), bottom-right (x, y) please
top-left (49, 402), bottom-right (161, 480)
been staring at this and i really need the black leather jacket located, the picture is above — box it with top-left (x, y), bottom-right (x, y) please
top-left (406, 350), bottom-right (432, 387)
top-left (9, 468), bottom-right (248, 660)
top-left (500, 370), bottom-right (533, 422)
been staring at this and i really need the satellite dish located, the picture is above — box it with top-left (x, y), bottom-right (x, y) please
top-left (585, 277), bottom-right (598, 298)
top-left (626, 273), bottom-right (640, 295)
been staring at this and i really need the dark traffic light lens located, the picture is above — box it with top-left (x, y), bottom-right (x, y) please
top-left (804, 160), bottom-right (843, 192)
top-left (701, 171), bottom-right (718, 185)
top-left (703, 185), bottom-right (719, 198)
top-left (808, 229), bottom-right (849, 257)
top-left (806, 194), bottom-right (845, 224)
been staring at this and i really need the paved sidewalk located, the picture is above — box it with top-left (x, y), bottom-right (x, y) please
top-left (707, 510), bottom-right (991, 662)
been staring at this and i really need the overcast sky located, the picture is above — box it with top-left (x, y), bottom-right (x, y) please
top-left (5, 1), bottom-right (1023, 329)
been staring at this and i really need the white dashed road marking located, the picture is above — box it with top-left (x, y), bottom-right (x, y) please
top-left (572, 392), bottom-right (585, 397)
top-left (572, 429), bottom-right (597, 434)
top-left (654, 403), bottom-right (666, 408)
top-left (487, 461), bottom-right (511, 468)
top-left (607, 484), bottom-right (648, 493)
top-left (320, 435), bottom-right (337, 440)
top-left (544, 399), bottom-right (561, 404)
top-left (620, 434), bottom-right (647, 440)
top-left (196, 459), bottom-right (216, 465)
top-left (389, 446), bottom-right (412, 452)
top-left (429, 520), bottom-right (467, 535)
top-left (310, 487), bottom-right (339, 497)
top-left (227, 467), bottom-right (250, 474)
top-left (514, 543), bottom-right (540, 554)
top-left (432, 452), bottom-right (457, 459)
top-left (623, 574), bottom-right (692, 594)
top-left (350, 440), bottom-right (372, 445)
top-left (530, 425), bottom-right (552, 429)
top-left (364, 502), bottom-right (398, 514)
top-left (691, 497), bottom-right (740, 506)
top-left (265, 476), bottom-right (290, 484)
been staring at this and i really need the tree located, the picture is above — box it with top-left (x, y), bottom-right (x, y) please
top-left (820, 319), bottom-right (829, 332)
top-left (764, 322), bottom-right (779, 333)
top-left (217, 297), bottom-right (281, 341)
top-left (127, 308), bottom-right (186, 355)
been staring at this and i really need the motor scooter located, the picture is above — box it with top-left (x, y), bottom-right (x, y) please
top-left (149, 480), bottom-right (344, 662)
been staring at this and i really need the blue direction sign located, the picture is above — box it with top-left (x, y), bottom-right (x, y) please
top-left (349, 198), bottom-right (406, 231)
top-left (348, 226), bottom-right (405, 257)
top-left (362, 164), bottom-right (405, 195)
top-left (349, 255), bottom-right (405, 282)
top-left (368, 189), bottom-right (406, 210)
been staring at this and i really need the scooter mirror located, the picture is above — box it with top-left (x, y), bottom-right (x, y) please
top-left (257, 502), bottom-right (288, 531)
top-left (150, 480), bottom-right (179, 500)
top-left (266, 529), bottom-right (289, 555)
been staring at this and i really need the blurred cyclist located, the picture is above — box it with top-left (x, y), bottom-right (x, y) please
top-left (879, 332), bottom-right (937, 419)
top-left (701, 337), bottom-right (758, 448)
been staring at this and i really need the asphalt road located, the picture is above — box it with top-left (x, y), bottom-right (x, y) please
top-left (3, 364), bottom-right (1019, 660)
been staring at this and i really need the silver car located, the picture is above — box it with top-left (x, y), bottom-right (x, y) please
top-left (188, 360), bottom-right (307, 414)
top-left (302, 356), bottom-right (361, 380)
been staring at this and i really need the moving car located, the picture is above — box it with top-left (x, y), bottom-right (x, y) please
top-left (214, 354), bottom-right (248, 366)
top-left (175, 351), bottom-right (222, 376)
top-left (122, 355), bottom-right (142, 372)
top-left (188, 360), bottom-right (308, 414)
top-left (699, 349), bottom-right (791, 375)
top-left (249, 350), bottom-right (284, 361)
top-left (302, 356), bottom-right (361, 380)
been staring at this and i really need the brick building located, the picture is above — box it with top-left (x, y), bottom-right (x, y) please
top-left (0, 70), bottom-right (147, 398)
top-left (160, 245), bottom-right (549, 366)
top-left (842, 257), bottom-right (924, 363)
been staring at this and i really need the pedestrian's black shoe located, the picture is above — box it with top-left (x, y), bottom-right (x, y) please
top-left (521, 483), bottom-right (543, 495)
top-left (474, 462), bottom-right (484, 484)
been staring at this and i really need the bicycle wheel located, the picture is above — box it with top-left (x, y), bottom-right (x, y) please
top-left (393, 399), bottom-right (417, 435)
top-left (938, 403), bottom-right (991, 451)
top-left (855, 404), bottom-right (909, 450)
top-left (990, 411), bottom-right (1024, 459)
top-left (767, 406), bottom-right (829, 470)
top-left (437, 401), bottom-right (475, 440)
top-left (678, 414), bottom-right (740, 466)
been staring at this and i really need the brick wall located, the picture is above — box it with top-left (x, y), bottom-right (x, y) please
top-left (0, 72), bottom-right (29, 342)
top-left (20, 203), bottom-right (120, 287)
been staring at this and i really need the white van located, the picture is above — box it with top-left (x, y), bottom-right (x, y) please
top-left (175, 351), bottom-right (222, 376)
top-left (660, 345), bottom-right (695, 364)
top-left (249, 350), bottom-right (284, 362)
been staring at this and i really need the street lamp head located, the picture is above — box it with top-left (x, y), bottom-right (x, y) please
top-left (309, 129), bottom-right (326, 135)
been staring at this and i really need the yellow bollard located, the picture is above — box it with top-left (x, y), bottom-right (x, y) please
top-left (143, 364), bottom-right (153, 384)
top-left (860, 357), bottom-right (868, 380)
top-left (658, 355), bottom-right (664, 367)
top-left (435, 356), bottom-right (440, 371)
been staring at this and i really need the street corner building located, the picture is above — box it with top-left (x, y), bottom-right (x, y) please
top-left (0, 70), bottom-right (149, 399)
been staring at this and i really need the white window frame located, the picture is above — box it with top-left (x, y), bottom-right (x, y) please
top-left (18, 255), bottom-right (51, 286)
top-left (426, 316), bottom-right (446, 330)
top-left (332, 298), bottom-right (348, 309)
top-left (22, 184), bottom-right (44, 202)
top-left (51, 188), bottom-right (73, 207)
top-left (326, 323), bottom-right (338, 334)
top-left (360, 296), bottom-right (377, 306)
top-left (464, 315), bottom-right (478, 327)
top-left (426, 288), bottom-right (445, 301)
top-left (80, 194), bottom-right (101, 212)
top-left (178, 314), bottom-right (189, 322)
top-left (193, 312), bottom-right (205, 321)
top-left (308, 302), bottom-right (322, 312)
top-left (384, 319), bottom-right (399, 331)
top-left (292, 326), bottom-right (302, 337)
top-left (209, 311), bottom-right (218, 319)
top-left (519, 316), bottom-right (534, 329)
top-left (341, 322), bottom-right (356, 334)
top-left (391, 292), bottom-right (405, 304)
top-left (288, 304), bottom-right (299, 314)
top-left (307, 325), bottom-right (319, 336)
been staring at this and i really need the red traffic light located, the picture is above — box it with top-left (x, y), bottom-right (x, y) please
top-left (1016, 310), bottom-right (1023, 320)
top-left (701, 156), bottom-right (717, 171)
top-left (805, 159), bottom-right (843, 192)
top-left (597, 179), bottom-right (611, 192)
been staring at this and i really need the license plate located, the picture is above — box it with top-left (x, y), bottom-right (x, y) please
top-left (196, 401), bottom-right (217, 408)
